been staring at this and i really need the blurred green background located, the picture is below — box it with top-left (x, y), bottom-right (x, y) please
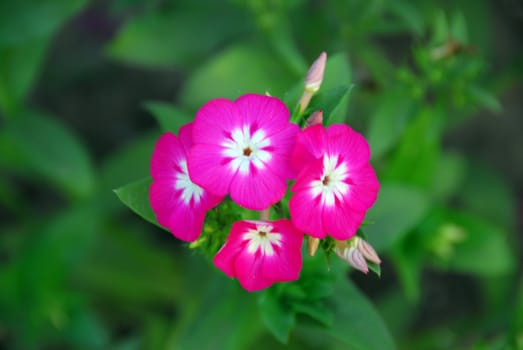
top-left (1, 0), bottom-right (522, 349)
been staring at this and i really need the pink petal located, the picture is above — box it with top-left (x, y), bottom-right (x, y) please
top-left (234, 250), bottom-right (273, 291)
top-left (323, 202), bottom-right (365, 240)
top-left (235, 94), bottom-right (292, 137)
top-left (150, 133), bottom-right (185, 180)
top-left (178, 122), bottom-right (194, 153)
top-left (187, 143), bottom-right (236, 197)
top-left (346, 164), bottom-right (380, 211)
top-left (260, 221), bottom-right (303, 282)
top-left (213, 221), bottom-right (252, 277)
top-left (192, 98), bottom-right (243, 146)
top-left (262, 123), bottom-right (300, 180)
top-left (291, 124), bottom-right (327, 174)
top-left (150, 180), bottom-right (207, 242)
top-left (229, 168), bottom-right (287, 210)
top-left (326, 124), bottom-right (371, 167)
top-left (290, 159), bottom-right (327, 238)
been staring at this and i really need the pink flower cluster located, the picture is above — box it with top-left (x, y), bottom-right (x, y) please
top-left (149, 93), bottom-right (379, 291)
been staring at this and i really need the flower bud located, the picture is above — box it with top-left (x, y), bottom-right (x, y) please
top-left (308, 236), bottom-right (320, 256)
top-left (305, 110), bottom-right (323, 127)
top-left (355, 237), bottom-right (381, 265)
top-left (335, 245), bottom-right (368, 274)
top-left (305, 52), bottom-right (327, 93)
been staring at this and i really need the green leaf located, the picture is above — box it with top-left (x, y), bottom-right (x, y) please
top-left (0, 38), bottom-right (49, 115)
top-left (170, 274), bottom-right (264, 350)
top-left (308, 85), bottom-right (353, 125)
top-left (431, 152), bottom-right (466, 201)
top-left (435, 211), bottom-right (515, 276)
top-left (0, 0), bottom-right (88, 46)
top-left (450, 11), bottom-right (468, 43)
top-left (367, 90), bottom-right (416, 159)
top-left (0, 110), bottom-right (95, 199)
top-left (364, 184), bottom-right (430, 252)
top-left (383, 108), bottom-right (441, 188)
top-left (114, 177), bottom-right (160, 228)
top-left (385, 1), bottom-right (424, 37)
top-left (179, 44), bottom-right (295, 111)
top-left (107, 5), bottom-right (250, 69)
top-left (322, 272), bottom-right (395, 350)
top-left (313, 52), bottom-right (352, 124)
top-left (467, 85), bottom-right (502, 113)
top-left (259, 291), bottom-right (296, 343)
top-left (144, 102), bottom-right (193, 133)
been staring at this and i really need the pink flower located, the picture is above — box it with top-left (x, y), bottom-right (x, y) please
top-left (188, 94), bottom-right (299, 210)
top-left (289, 124), bottom-right (379, 240)
top-left (149, 123), bottom-right (223, 242)
top-left (213, 220), bottom-right (304, 292)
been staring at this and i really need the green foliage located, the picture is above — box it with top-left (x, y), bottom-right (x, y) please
top-left (0, 110), bottom-right (95, 199)
top-left (0, 0), bottom-right (520, 349)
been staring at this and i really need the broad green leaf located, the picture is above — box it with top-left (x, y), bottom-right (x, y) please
top-left (144, 102), bottom-right (193, 133)
top-left (170, 274), bottom-right (264, 350)
top-left (432, 10), bottom-right (449, 44)
top-left (434, 211), bottom-right (515, 276)
top-left (259, 291), bottom-right (296, 343)
top-left (367, 89), bottom-right (416, 159)
top-left (0, 38), bottom-right (49, 115)
top-left (0, 0), bottom-right (88, 46)
top-left (0, 110), bottom-right (95, 199)
top-left (385, 1), bottom-right (424, 36)
top-left (450, 11), bottom-right (468, 43)
top-left (321, 270), bottom-right (395, 350)
top-left (467, 85), bottom-right (502, 114)
top-left (365, 184), bottom-right (430, 252)
top-left (383, 108), bottom-right (440, 188)
top-left (179, 44), bottom-right (295, 111)
top-left (114, 177), bottom-right (159, 228)
top-left (431, 152), bottom-right (466, 201)
top-left (308, 85), bottom-right (353, 125)
top-left (391, 239), bottom-right (423, 301)
top-left (313, 52), bottom-right (352, 124)
top-left (107, 5), bottom-right (250, 69)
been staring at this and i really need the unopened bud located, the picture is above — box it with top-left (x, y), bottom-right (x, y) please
top-left (335, 246), bottom-right (368, 274)
top-left (308, 237), bottom-right (320, 256)
top-left (305, 52), bottom-right (327, 93)
top-left (355, 237), bottom-right (381, 265)
top-left (305, 110), bottom-right (323, 127)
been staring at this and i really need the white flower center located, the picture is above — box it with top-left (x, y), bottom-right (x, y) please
top-left (175, 160), bottom-right (204, 205)
top-left (221, 125), bottom-right (271, 174)
top-left (310, 155), bottom-right (349, 207)
top-left (243, 224), bottom-right (282, 256)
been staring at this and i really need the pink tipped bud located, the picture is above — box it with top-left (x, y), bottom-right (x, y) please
top-left (304, 52), bottom-right (327, 93)
top-left (308, 237), bottom-right (320, 256)
top-left (356, 237), bottom-right (381, 265)
top-left (335, 246), bottom-right (368, 274)
top-left (305, 110), bottom-right (323, 127)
